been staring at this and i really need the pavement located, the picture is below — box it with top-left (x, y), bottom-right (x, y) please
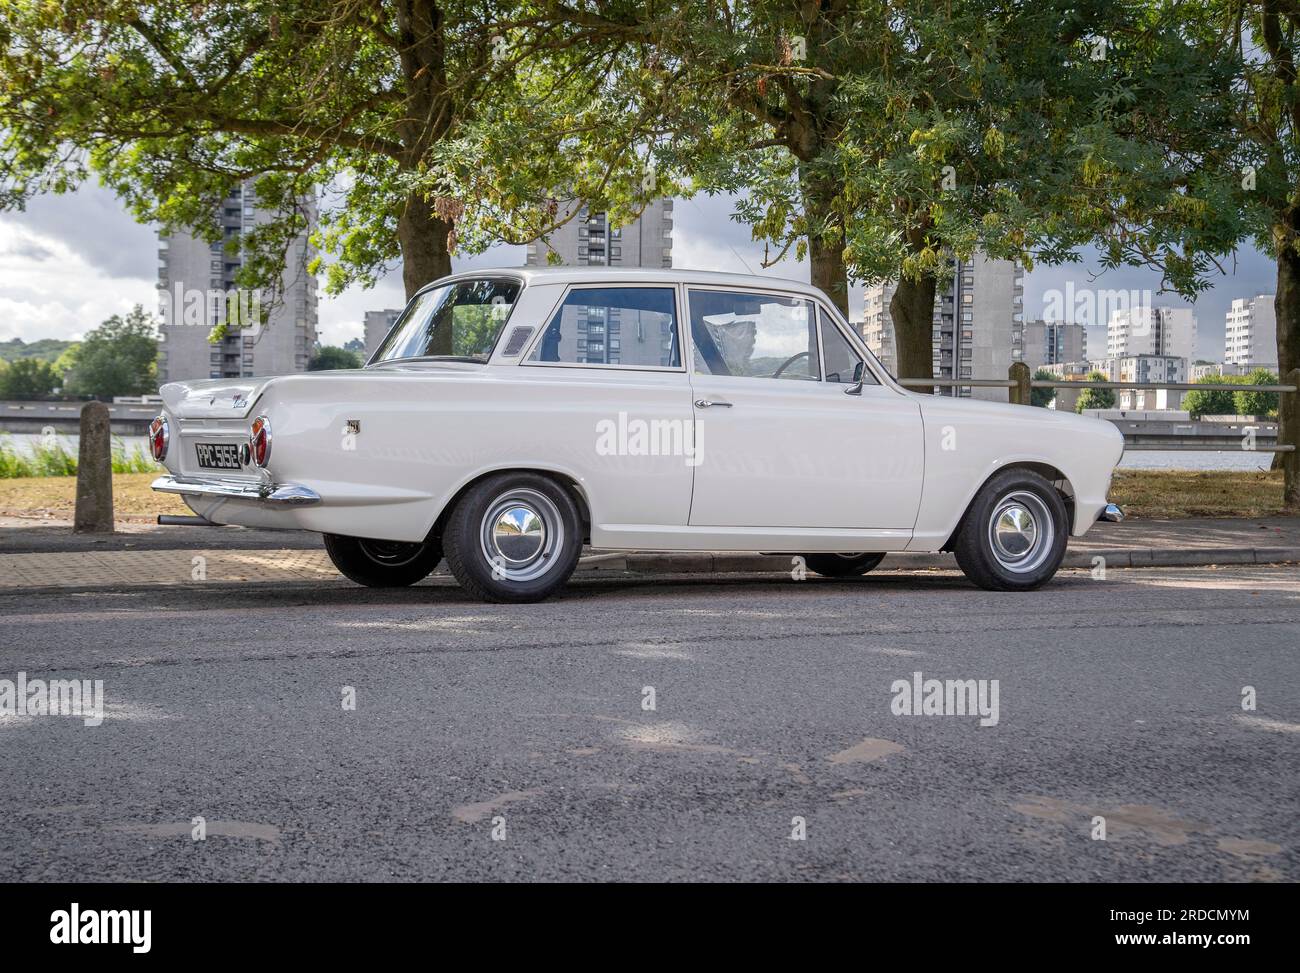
top-left (1, 563), bottom-right (1296, 881)
top-left (0, 516), bottom-right (1296, 588)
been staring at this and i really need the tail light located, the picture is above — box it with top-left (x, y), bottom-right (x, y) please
top-left (250, 415), bottom-right (271, 467)
top-left (148, 415), bottom-right (169, 462)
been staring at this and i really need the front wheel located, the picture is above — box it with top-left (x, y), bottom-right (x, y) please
top-left (803, 552), bottom-right (886, 577)
top-left (952, 469), bottom-right (1069, 591)
top-left (323, 533), bottom-right (443, 587)
top-left (441, 472), bottom-right (583, 603)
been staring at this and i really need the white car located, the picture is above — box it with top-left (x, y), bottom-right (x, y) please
top-left (152, 268), bottom-right (1124, 602)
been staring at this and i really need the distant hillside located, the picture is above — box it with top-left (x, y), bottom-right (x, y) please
top-left (0, 338), bottom-right (75, 364)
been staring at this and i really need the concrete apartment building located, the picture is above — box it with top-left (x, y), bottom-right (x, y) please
top-left (861, 283), bottom-right (898, 374)
top-left (1224, 295), bottom-right (1278, 369)
top-left (1013, 319), bottom-right (1087, 369)
top-left (526, 199), bottom-right (673, 268)
top-left (157, 183), bottom-right (319, 382)
top-left (1106, 306), bottom-right (1197, 362)
top-left (363, 308), bottom-right (402, 361)
top-left (1092, 354), bottom-right (1188, 411)
top-left (863, 252), bottom-right (1024, 400)
top-left (1193, 361), bottom-right (1256, 380)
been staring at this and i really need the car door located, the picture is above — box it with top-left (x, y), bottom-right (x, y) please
top-left (686, 289), bottom-right (924, 529)
top-left (514, 283), bottom-right (697, 532)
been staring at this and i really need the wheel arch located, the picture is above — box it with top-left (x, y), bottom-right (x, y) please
top-left (425, 466), bottom-right (593, 545)
top-left (941, 461), bottom-right (1075, 552)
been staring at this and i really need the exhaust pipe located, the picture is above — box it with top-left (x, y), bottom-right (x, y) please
top-left (157, 514), bottom-right (218, 527)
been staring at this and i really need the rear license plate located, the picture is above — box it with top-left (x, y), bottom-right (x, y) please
top-left (195, 442), bottom-right (242, 470)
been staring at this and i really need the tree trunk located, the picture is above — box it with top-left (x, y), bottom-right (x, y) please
top-left (395, 190), bottom-right (453, 353)
top-left (809, 234), bottom-right (849, 319)
top-left (890, 273), bottom-right (937, 391)
top-left (397, 191), bottom-right (452, 300)
top-left (1275, 236), bottom-right (1300, 509)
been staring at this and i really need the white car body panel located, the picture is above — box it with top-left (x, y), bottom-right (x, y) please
top-left (154, 267), bottom-right (1124, 554)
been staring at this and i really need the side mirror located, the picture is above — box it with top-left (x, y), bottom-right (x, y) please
top-left (844, 360), bottom-right (866, 395)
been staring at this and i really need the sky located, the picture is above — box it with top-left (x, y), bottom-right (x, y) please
top-left (0, 180), bottom-right (1277, 362)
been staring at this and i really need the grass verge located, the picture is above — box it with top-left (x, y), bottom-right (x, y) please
top-left (1109, 469), bottom-right (1286, 519)
top-left (0, 472), bottom-right (190, 521)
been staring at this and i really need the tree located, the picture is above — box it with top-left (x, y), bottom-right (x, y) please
top-left (309, 346), bottom-right (363, 371)
top-left (0, 337), bottom-right (73, 363)
top-left (0, 2), bottom-right (650, 306)
top-left (1031, 369), bottom-right (1057, 409)
top-left (507, 1), bottom-right (1098, 328)
top-left (1235, 368), bottom-right (1281, 419)
top-left (343, 337), bottom-right (366, 355)
top-left (479, 1), bottom-right (1242, 393)
top-left (1183, 374), bottom-right (1244, 419)
top-left (61, 306), bottom-right (158, 398)
top-left (0, 358), bottom-right (59, 399)
top-left (1195, 2), bottom-right (1300, 503)
top-left (1075, 371), bottom-right (1116, 413)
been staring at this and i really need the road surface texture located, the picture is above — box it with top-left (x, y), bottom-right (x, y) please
top-left (2, 565), bottom-right (1297, 882)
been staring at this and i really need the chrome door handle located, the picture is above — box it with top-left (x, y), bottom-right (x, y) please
top-left (694, 399), bottom-right (733, 408)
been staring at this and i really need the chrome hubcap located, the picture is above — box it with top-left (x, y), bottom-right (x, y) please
top-left (491, 505), bottom-right (546, 562)
top-left (987, 491), bottom-right (1054, 574)
top-left (480, 489), bottom-right (563, 582)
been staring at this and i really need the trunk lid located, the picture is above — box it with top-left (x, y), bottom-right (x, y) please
top-left (159, 377), bottom-right (275, 419)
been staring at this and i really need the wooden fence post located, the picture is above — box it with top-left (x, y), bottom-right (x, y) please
top-left (1008, 362), bottom-right (1031, 406)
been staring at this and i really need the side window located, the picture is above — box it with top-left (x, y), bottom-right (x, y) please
top-left (689, 290), bottom-right (819, 381)
top-left (819, 307), bottom-right (873, 384)
top-left (528, 287), bottom-right (680, 367)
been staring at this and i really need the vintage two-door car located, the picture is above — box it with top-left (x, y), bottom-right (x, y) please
top-left (151, 267), bottom-right (1125, 602)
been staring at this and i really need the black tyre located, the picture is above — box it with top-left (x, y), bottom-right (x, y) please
top-left (951, 469), bottom-right (1069, 591)
top-left (441, 472), bottom-right (583, 603)
top-left (323, 533), bottom-right (443, 588)
top-left (803, 552), bottom-right (886, 577)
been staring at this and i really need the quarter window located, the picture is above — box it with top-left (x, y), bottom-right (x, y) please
top-left (372, 278), bottom-right (519, 362)
top-left (529, 287), bottom-right (679, 367)
top-left (689, 290), bottom-right (819, 381)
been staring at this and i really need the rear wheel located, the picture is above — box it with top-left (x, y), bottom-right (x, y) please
top-left (323, 533), bottom-right (443, 588)
top-left (952, 469), bottom-right (1068, 591)
top-left (441, 472), bottom-right (583, 603)
top-left (803, 552), bottom-right (886, 577)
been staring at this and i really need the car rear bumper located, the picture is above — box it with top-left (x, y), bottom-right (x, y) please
top-left (152, 474), bottom-right (321, 506)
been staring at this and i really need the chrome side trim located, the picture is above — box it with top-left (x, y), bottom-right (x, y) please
top-left (152, 475), bottom-right (321, 506)
top-left (1098, 502), bottom-right (1125, 523)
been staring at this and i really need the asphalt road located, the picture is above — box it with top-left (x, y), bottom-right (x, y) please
top-left (2, 565), bottom-right (1297, 882)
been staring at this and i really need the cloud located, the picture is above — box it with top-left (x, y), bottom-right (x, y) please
top-left (0, 233), bottom-right (55, 262)
top-left (4, 180), bottom-right (157, 279)
top-left (0, 222), bottom-right (156, 342)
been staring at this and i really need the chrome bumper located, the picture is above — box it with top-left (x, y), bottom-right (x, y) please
top-left (152, 475), bottom-right (321, 506)
top-left (1098, 502), bottom-right (1124, 523)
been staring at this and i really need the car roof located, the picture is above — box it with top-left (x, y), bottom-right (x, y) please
top-left (423, 266), bottom-right (830, 300)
